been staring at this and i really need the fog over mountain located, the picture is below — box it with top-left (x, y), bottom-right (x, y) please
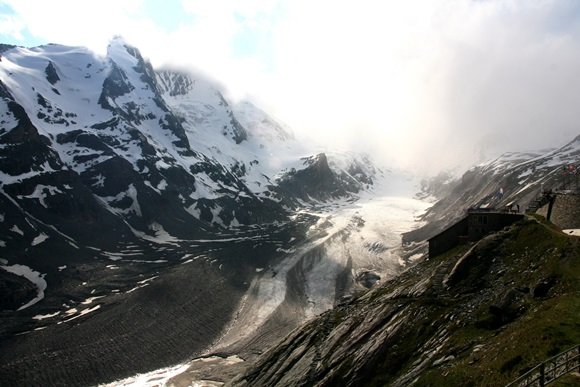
top-left (2, 1), bottom-right (580, 172)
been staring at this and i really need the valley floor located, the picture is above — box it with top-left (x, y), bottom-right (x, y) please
top-left (101, 192), bottom-right (430, 386)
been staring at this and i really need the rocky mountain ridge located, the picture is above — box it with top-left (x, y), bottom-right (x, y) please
top-left (0, 37), bottom-right (380, 301)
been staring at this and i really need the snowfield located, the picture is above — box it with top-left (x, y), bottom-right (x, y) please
top-left (563, 229), bottom-right (580, 236)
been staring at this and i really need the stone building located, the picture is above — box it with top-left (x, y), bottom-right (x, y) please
top-left (428, 210), bottom-right (524, 258)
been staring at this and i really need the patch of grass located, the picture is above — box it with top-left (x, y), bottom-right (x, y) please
top-left (414, 369), bottom-right (477, 387)
top-left (431, 243), bottom-right (473, 262)
top-left (500, 354), bottom-right (523, 373)
top-left (551, 373), bottom-right (580, 386)
top-left (415, 219), bottom-right (580, 386)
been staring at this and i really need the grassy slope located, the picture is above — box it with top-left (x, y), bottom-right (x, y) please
top-left (413, 217), bottom-right (580, 386)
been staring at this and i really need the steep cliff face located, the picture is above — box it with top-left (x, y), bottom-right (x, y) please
top-left (276, 153), bottom-right (362, 201)
top-left (231, 218), bottom-right (580, 386)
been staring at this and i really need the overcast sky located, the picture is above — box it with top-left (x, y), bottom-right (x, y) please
top-left (1, 0), bottom-right (580, 172)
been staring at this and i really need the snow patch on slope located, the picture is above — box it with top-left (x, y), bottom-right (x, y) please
top-left (99, 363), bottom-right (190, 387)
top-left (32, 233), bottom-right (49, 246)
top-left (17, 185), bottom-right (64, 208)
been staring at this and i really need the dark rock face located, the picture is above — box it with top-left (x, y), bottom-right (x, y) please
top-left (482, 289), bottom-right (529, 329)
top-left (275, 153), bottom-right (367, 202)
top-left (157, 70), bottom-right (195, 97)
top-left (0, 271), bottom-right (38, 311)
top-left (44, 61), bottom-right (60, 85)
top-left (0, 88), bottom-right (144, 252)
top-left (98, 62), bottom-right (134, 109)
top-left (532, 277), bottom-right (557, 298)
top-left (0, 44), bottom-right (16, 53)
top-left (0, 107), bottom-right (60, 176)
top-left (217, 93), bottom-right (247, 144)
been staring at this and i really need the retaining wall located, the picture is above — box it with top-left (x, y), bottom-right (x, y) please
top-left (537, 193), bottom-right (580, 229)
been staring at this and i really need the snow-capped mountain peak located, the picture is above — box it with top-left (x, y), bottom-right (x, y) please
top-left (0, 39), bottom-right (383, 254)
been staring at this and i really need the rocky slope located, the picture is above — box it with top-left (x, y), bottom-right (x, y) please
top-left (404, 135), bottom-right (580, 245)
top-left (231, 216), bottom-right (580, 386)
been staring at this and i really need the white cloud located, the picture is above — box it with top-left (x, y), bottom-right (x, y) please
top-left (0, 14), bottom-right (25, 40)
top-left (1, 1), bottom-right (146, 53)
top-left (2, 0), bottom-right (580, 172)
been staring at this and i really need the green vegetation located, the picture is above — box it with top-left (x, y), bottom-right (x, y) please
top-left (413, 217), bottom-right (580, 386)
top-left (551, 373), bottom-right (580, 386)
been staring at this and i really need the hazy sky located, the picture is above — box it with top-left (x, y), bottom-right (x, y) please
top-left (1, 0), bottom-right (580, 172)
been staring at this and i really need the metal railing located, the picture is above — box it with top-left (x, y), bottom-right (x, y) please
top-left (506, 344), bottom-right (579, 387)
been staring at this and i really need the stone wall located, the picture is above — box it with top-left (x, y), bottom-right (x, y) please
top-left (537, 193), bottom-right (580, 229)
top-left (467, 213), bottom-right (523, 241)
top-left (428, 212), bottom-right (524, 258)
top-left (428, 217), bottom-right (469, 257)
